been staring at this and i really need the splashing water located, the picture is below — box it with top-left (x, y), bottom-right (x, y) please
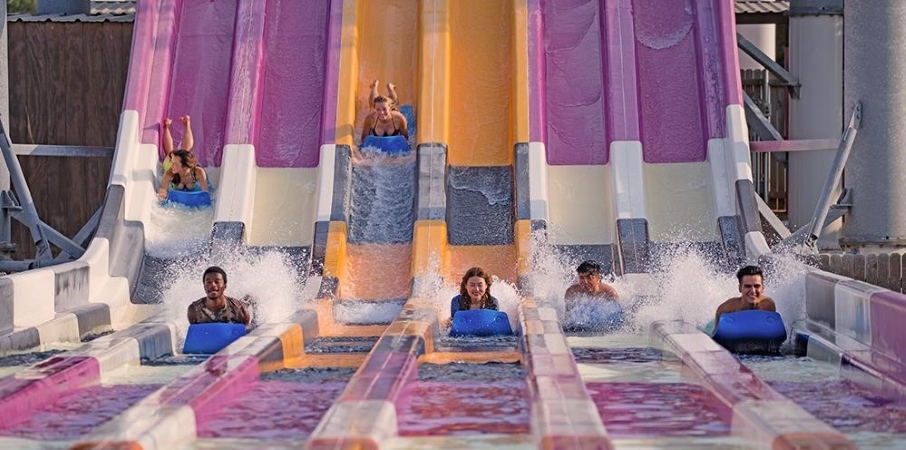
top-left (155, 244), bottom-right (304, 345)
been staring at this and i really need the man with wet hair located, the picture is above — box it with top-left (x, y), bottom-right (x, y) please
top-left (714, 265), bottom-right (776, 329)
top-left (564, 260), bottom-right (619, 314)
top-left (187, 266), bottom-right (252, 327)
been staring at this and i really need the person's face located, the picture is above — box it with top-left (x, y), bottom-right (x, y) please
top-left (466, 276), bottom-right (488, 301)
top-left (578, 271), bottom-right (600, 289)
top-left (738, 274), bottom-right (764, 303)
top-left (204, 272), bottom-right (226, 299)
top-left (375, 101), bottom-right (391, 120)
top-left (170, 157), bottom-right (184, 174)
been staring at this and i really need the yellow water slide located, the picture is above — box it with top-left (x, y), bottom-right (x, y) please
top-left (412, 0), bottom-right (532, 287)
top-left (327, 0), bottom-right (419, 307)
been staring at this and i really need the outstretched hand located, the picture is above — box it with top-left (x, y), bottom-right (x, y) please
top-left (163, 118), bottom-right (172, 128)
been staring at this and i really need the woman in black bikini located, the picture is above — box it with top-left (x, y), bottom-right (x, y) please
top-left (360, 95), bottom-right (409, 145)
top-left (158, 149), bottom-right (209, 200)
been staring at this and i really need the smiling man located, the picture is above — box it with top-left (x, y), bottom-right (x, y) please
top-left (187, 266), bottom-right (252, 327)
top-left (714, 265), bottom-right (776, 329)
top-left (564, 260), bottom-right (620, 316)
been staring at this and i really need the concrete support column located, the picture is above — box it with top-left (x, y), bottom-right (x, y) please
top-left (842, 1), bottom-right (906, 249)
top-left (788, 0), bottom-right (843, 249)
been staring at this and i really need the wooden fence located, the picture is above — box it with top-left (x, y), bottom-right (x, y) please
top-left (7, 19), bottom-right (132, 258)
top-left (817, 253), bottom-right (906, 293)
top-left (742, 68), bottom-right (789, 215)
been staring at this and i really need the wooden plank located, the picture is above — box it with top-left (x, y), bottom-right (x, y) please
top-left (853, 254), bottom-right (866, 282)
top-left (878, 253), bottom-right (890, 290)
top-left (889, 253), bottom-right (901, 292)
top-left (829, 254), bottom-right (842, 276)
top-left (8, 22), bottom-right (30, 143)
top-left (865, 254), bottom-right (879, 286)
top-left (64, 22), bottom-right (87, 146)
top-left (840, 254), bottom-right (854, 279)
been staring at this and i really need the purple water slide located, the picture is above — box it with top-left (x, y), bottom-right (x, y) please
top-left (163, 0), bottom-right (237, 168)
top-left (533, 0), bottom-right (740, 165)
top-left (126, 0), bottom-right (235, 168)
top-left (254, 0), bottom-right (331, 168)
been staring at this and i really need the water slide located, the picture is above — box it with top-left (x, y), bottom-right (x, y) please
top-left (0, 0), bottom-right (904, 448)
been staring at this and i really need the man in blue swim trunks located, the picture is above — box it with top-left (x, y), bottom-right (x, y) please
top-left (187, 266), bottom-right (252, 327)
top-left (714, 265), bottom-right (776, 329)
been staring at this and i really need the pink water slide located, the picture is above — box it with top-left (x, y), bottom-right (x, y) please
top-left (123, 0), bottom-right (331, 168)
top-left (531, 0), bottom-right (741, 165)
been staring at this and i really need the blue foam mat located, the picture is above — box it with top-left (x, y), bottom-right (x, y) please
top-left (183, 323), bottom-right (246, 354)
top-left (451, 309), bottom-right (513, 337)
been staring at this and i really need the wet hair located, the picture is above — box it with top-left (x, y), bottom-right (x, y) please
top-left (577, 260), bottom-right (602, 276)
top-left (459, 267), bottom-right (494, 311)
top-left (171, 149), bottom-right (199, 186)
top-left (372, 95), bottom-right (392, 107)
top-left (736, 265), bottom-right (763, 283)
top-left (203, 266), bottom-right (227, 284)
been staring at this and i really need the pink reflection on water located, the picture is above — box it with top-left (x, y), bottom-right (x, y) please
top-left (769, 380), bottom-right (906, 433)
top-left (587, 382), bottom-right (731, 438)
top-left (396, 380), bottom-right (530, 436)
top-left (0, 384), bottom-right (161, 440)
top-left (198, 380), bottom-right (347, 440)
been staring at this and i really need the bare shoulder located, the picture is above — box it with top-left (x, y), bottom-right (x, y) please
top-left (564, 284), bottom-right (581, 299)
top-left (716, 297), bottom-right (740, 313)
top-left (760, 296), bottom-right (777, 310)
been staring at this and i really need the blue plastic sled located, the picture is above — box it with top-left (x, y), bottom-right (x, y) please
top-left (712, 310), bottom-right (787, 354)
top-left (451, 309), bottom-right (513, 337)
top-left (362, 135), bottom-right (409, 154)
top-left (183, 323), bottom-right (247, 354)
top-left (166, 189), bottom-right (212, 207)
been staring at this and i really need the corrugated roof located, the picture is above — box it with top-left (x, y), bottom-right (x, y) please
top-left (8, 13), bottom-right (134, 23)
top-left (736, 0), bottom-right (790, 14)
top-left (7, 1), bottom-right (135, 22)
top-left (91, 1), bottom-right (136, 16)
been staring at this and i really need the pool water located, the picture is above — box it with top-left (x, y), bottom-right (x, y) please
top-left (196, 367), bottom-right (355, 441)
top-left (744, 355), bottom-right (906, 449)
top-left (0, 384), bottom-right (161, 441)
top-left (572, 342), bottom-right (732, 439)
top-left (396, 362), bottom-right (529, 436)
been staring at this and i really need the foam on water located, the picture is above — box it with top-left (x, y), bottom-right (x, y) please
top-left (525, 228), bottom-right (812, 334)
top-left (154, 244), bottom-right (304, 345)
top-left (144, 186), bottom-right (217, 257)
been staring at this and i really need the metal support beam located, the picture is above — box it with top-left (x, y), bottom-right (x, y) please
top-left (737, 32), bottom-right (802, 98)
top-left (785, 188), bottom-right (851, 247)
top-left (0, 122), bottom-right (52, 265)
top-left (744, 92), bottom-right (784, 141)
top-left (804, 102), bottom-right (861, 247)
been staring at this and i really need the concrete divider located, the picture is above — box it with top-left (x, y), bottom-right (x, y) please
top-left (519, 298), bottom-right (612, 450)
top-left (72, 311), bottom-right (316, 450)
top-left (802, 268), bottom-right (906, 393)
top-left (306, 301), bottom-right (435, 450)
top-left (0, 303), bottom-right (114, 355)
top-left (650, 321), bottom-right (855, 449)
top-left (0, 320), bottom-right (176, 429)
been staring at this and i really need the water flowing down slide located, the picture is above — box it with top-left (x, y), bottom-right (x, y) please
top-left (0, 0), bottom-right (895, 448)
